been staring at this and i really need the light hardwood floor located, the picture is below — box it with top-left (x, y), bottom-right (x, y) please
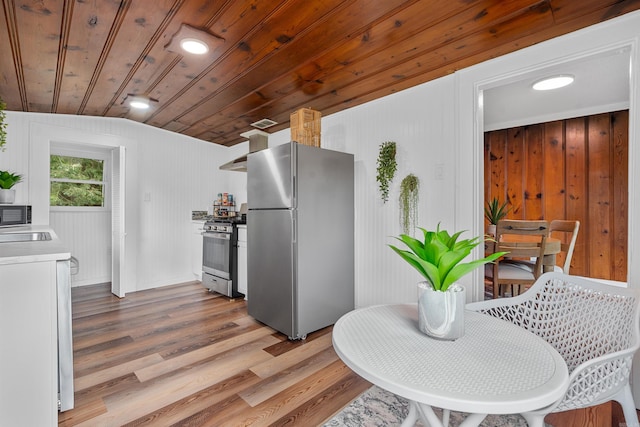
top-left (60, 280), bottom-right (633, 427)
top-left (58, 281), bottom-right (370, 426)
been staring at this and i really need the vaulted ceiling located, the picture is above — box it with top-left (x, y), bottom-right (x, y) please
top-left (1, 0), bottom-right (639, 147)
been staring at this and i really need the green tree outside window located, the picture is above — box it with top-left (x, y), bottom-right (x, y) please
top-left (50, 155), bottom-right (105, 207)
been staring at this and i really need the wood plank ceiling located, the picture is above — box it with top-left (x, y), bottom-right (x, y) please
top-left (1, 0), bottom-right (639, 147)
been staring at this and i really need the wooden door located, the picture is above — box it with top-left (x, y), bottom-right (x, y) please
top-left (484, 110), bottom-right (628, 281)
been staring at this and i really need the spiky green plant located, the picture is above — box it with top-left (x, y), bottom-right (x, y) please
top-left (389, 224), bottom-right (506, 291)
top-left (0, 170), bottom-right (23, 189)
top-left (484, 197), bottom-right (512, 225)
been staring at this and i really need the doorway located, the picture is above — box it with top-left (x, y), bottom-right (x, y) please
top-left (29, 122), bottom-right (129, 297)
top-left (483, 110), bottom-right (629, 281)
top-left (476, 46), bottom-right (631, 285)
top-left (464, 27), bottom-right (640, 409)
top-left (49, 142), bottom-right (114, 288)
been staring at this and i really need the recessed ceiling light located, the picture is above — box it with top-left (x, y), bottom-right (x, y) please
top-left (165, 24), bottom-right (224, 57)
top-left (126, 94), bottom-right (157, 110)
top-left (180, 38), bottom-right (209, 55)
top-left (130, 100), bottom-right (149, 109)
top-left (532, 75), bottom-right (575, 91)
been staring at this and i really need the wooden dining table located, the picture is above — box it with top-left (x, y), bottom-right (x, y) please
top-left (485, 235), bottom-right (561, 273)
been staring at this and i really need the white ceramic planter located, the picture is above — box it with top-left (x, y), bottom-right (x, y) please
top-left (417, 281), bottom-right (465, 340)
top-left (0, 189), bottom-right (15, 204)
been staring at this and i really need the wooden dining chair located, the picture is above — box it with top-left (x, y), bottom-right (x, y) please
top-left (485, 219), bottom-right (549, 298)
top-left (549, 220), bottom-right (580, 273)
top-left (506, 219), bottom-right (580, 276)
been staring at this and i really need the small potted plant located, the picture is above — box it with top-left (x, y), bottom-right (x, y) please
top-left (389, 224), bottom-right (506, 340)
top-left (0, 170), bottom-right (23, 204)
top-left (484, 197), bottom-right (512, 237)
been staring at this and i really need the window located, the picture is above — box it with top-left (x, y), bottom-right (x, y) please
top-left (50, 145), bottom-right (110, 209)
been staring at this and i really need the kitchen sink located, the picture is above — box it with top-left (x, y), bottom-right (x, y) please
top-left (0, 231), bottom-right (52, 243)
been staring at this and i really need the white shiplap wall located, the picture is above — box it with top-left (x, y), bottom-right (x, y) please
top-left (1, 112), bottom-right (233, 292)
top-left (50, 211), bottom-right (111, 286)
top-left (265, 76), bottom-right (458, 307)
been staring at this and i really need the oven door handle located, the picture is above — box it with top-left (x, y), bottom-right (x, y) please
top-left (202, 231), bottom-right (231, 240)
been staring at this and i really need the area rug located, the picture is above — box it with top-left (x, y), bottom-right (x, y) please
top-left (323, 385), bottom-right (534, 426)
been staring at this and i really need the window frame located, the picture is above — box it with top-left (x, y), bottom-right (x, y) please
top-left (49, 144), bottom-right (111, 212)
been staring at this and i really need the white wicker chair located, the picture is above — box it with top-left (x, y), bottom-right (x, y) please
top-left (467, 272), bottom-right (640, 427)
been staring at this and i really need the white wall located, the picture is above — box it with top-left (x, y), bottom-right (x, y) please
top-left (50, 211), bottom-right (111, 286)
top-left (265, 77), bottom-right (458, 307)
top-left (0, 112), bottom-right (233, 292)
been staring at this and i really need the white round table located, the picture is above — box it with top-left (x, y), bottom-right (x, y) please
top-left (332, 304), bottom-right (569, 427)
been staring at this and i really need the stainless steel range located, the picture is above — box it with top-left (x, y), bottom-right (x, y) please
top-left (201, 218), bottom-right (245, 298)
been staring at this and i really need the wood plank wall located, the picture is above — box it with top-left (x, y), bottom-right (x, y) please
top-left (484, 110), bottom-right (628, 281)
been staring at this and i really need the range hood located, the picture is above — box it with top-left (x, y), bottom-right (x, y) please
top-left (219, 130), bottom-right (269, 172)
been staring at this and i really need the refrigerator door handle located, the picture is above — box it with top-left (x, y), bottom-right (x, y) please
top-left (292, 214), bottom-right (296, 243)
top-left (292, 175), bottom-right (296, 208)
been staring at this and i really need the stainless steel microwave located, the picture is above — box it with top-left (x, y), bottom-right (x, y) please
top-left (0, 205), bottom-right (32, 227)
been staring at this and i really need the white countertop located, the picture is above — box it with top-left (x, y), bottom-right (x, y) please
top-left (0, 225), bottom-right (71, 265)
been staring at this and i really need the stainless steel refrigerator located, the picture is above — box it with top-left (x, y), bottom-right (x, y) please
top-left (247, 142), bottom-right (354, 339)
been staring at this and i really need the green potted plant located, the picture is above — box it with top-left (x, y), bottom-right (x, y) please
top-left (0, 170), bottom-right (23, 204)
top-left (376, 141), bottom-right (397, 203)
top-left (389, 224), bottom-right (506, 340)
top-left (484, 197), bottom-right (512, 237)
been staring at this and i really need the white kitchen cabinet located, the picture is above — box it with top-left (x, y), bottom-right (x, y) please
top-left (191, 220), bottom-right (205, 280)
top-left (0, 261), bottom-right (58, 426)
top-left (237, 225), bottom-right (247, 299)
top-left (0, 226), bottom-right (72, 426)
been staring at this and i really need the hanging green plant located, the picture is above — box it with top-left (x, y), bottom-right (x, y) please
top-left (0, 97), bottom-right (7, 152)
top-left (399, 173), bottom-right (419, 235)
top-left (376, 141), bottom-right (397, 203)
